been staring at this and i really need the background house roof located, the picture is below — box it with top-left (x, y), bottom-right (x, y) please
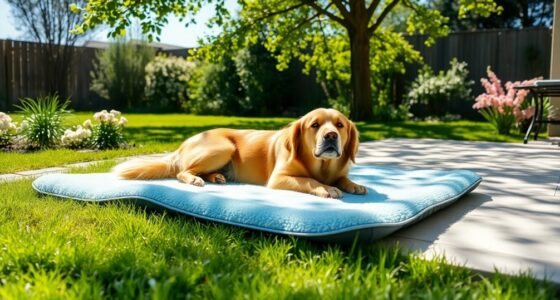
top-left (84, 39), bottom-right (188, 51)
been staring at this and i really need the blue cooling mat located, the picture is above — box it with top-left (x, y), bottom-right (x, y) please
top-left (32, 165), bottom-right (481, 243)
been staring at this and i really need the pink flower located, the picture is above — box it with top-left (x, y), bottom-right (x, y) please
top-left (473, 67), bottom-right (540, 123)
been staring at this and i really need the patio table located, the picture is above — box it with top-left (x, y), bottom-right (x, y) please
top-left (514, 80), bottom-right (560, 144)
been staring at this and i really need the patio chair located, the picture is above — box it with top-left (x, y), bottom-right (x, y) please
top-left (514, 80), bottom-right (560, 144)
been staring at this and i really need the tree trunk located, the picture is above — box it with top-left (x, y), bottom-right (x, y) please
top-left (348, 21), bottom-right (373, 121)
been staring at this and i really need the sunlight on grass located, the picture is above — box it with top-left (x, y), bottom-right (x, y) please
top-left (0, 161), bottom-right (554, 299)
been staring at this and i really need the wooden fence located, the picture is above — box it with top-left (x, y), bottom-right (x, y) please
top-left (0, 40), bottom-right (105, 111)
top-left (0, 27), bottom-right (553, 115)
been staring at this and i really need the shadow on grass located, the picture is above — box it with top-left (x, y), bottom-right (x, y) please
top-left (125, 120), bottom-right (292, 144)
top-left (125, 119), bottom-right (524, 146)
top-left (357, 121), bottom-right (522, 142)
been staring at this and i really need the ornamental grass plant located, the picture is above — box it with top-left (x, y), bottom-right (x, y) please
top-left (16, 95), bottom-right (69, 149)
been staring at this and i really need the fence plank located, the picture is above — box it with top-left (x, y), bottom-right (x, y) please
top-left (13, 41), bottom-right (23, 103)
top-left (30, 42), bottom-right (40, 98)
top-left (21, 42), bottom-right (30, 101)
top-left (0, 40), bottom-right (7, 110)
top-left (5, 41), bottom-right (14, 109)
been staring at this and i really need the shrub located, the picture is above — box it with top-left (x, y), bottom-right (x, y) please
top-left (328, 86), bottom-right (411, 122)
top-left (374, 103), bottom-right (412, 121)
top-left (81, 110), bottom-right (128, 150)
top-left (90, 40), bottom-right (155, 109)
top-left (16, 96), bottom-right (69, 149)
top-left (187, 43), bottom-right (294, 116)
top-left (407, 58), bottom-right (473, 117)
top-left (0, 112), bottom-right (17, 148)
top-left (145, 54), bottom-right (196, 110)
top-left (60, 125), bottom-right (92, 149)
top-left (233, 44), bottom-right (291, 116)
top-left (473, 67), bottom-right (537, 135)
top-left (328, 96), bottom-right (351, 117)
top-left (186, 57), bottom-right (244, 115)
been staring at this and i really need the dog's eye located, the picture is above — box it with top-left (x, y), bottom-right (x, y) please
top-left (336, 122), bottom-right (344, 128)
top-left (311, 122), bottom-right (319, 128)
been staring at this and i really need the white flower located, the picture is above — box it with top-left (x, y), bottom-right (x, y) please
top-left (118, 117), bottom-right (127, 127)
top-left (0, 113), bottom-right (13, 131)
top-left (110, 110), bottom-right (121, 118)
top-left (60, 125), bottom-right (92, 148)
top-left (0, 113), bottom-right (17, 135)
top-left (83, 119), bottom-right (92, 129)
top-left (107, 113), bottom-right (116, 124)
top-left (93, 112), bottom-right (103, 121)
top-left (94, 109), bottom-right (115, 123)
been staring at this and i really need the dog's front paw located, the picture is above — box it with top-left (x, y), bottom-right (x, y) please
top-left (338, 180), bottom-right (368, 195)
top-left (177, 172), bottom-right (205, 187)
top-left (347, 183), bottom-right (368, 195)
top-left (314, 186), bottom-right (343, 199)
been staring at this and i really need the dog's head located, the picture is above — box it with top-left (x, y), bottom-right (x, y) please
top-left (287, 108), bottom-right (359, 163)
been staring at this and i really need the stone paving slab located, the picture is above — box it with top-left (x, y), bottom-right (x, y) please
top-left (1, 153), bottom-right (168, 183)
top-left (14, 167), bottom-right (68, 177)
top-left (0, 173), bottom-right (23, 182)
top-left (63, 161), bottom-right (101, 169)
top-left (357, 138), bottom-right (560, 284)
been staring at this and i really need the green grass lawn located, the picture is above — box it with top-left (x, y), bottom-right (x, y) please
top-left (1, 112), bottom-right (528, 174)
top-left (0, 161), bottom-right (554, 299)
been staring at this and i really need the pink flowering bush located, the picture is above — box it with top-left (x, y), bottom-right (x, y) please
top-left (473, 67), bottom-right (537, 135)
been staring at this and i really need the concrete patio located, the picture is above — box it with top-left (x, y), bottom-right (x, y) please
top-left (357, 138), bottom-right (560, 284)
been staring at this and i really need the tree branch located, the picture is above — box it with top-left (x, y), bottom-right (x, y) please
top-left (366, 0), bottom-right (380, 19)
top-left (284, 11), bottom-right (322, 36)
top-left (330, 0), bottom-right (351, 21)
top-left (255, 2), bottom-right (306, 22)
top-left (368, 0), bottom-right (399, 35)
top-left (302, 0), bottom-right (349, 28)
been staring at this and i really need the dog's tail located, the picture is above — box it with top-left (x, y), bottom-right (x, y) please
top-left (113, 154), bottom-right (178, 180)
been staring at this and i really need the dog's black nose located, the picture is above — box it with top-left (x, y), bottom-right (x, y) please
top-left (324, 131), bottom-right (338, 140)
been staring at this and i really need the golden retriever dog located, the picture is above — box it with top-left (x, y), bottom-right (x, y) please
top-left (113, 108), bottom-right (367, 198)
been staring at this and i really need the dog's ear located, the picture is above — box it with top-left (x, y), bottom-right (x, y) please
top-left (346, 120), bottom-right (359, 163)
top-left (286, 120), bottom-right (302, 161)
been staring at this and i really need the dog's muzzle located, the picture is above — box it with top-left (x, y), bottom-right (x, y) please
top-left (315, 132), bottom-right (341, 158)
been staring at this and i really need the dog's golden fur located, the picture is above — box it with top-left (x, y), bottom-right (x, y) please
top-left (113, 108), bottom-right (367, 198)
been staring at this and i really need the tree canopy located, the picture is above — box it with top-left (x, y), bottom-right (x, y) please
top-left (74, 0), bottom-right (501, 120)
top-left (433, 0), bottom-right (553, 30)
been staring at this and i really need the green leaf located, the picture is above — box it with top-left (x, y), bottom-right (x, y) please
top-left (69, 3), bottom-right (81, 14)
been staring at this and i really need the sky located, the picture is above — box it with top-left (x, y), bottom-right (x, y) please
top-left (0, 0), bottom-right (238, 48)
